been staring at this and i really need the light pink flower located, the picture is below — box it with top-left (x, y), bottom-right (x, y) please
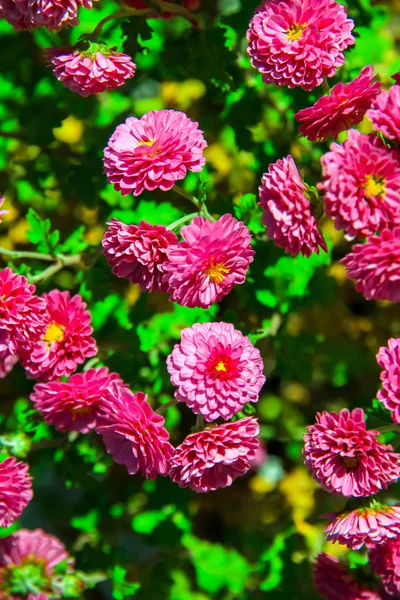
top-left (0, 0), bottom-right (91, 30)
top-left (28, 595), bottom-right (49, 600)
top-left (259, 155), bottom-right (327, 257)
top-left (295, 66), bottom-right (381, 141)
top-left (324, 502), bottom-right (400, 550)
top-left (341, 228), bottom-right (400, 302)
top-left (103, 110), bottom-right (207, 196)
top-left (367, 85), bottom-right (400, 142)
top-left (167, 322), bottom-right (265, 422)
top-left (303, 408), bottom-right (400, 497)
top-left (0, 457), bottom-right (32, 528)
top-left (247, 0), bottom-right (354, 91)
top-left (21, 290), bottom-right (97, 382)
top-left (169, 417), bottom-right (260, 493)
top-left (0, 197), bottom-right (7, 223)
top-left (45, 44), bottom-right (135, 97)
top-left (30, 367), bottom-right (124, 433)
top-left (164, 214), bottom-right (254, 308)
top-left (319, 129), bottom-right (400, 239)
top-left (370, 538), bottom-right (400, 597)
top-left (96, 383), bottom-right (173, 479)
top-left (102, 219), bottom-right (178, 292)
top-left (377, 339), bottom-right (400, 423)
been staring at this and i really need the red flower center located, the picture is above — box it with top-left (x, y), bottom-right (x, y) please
top-left (205, 348), bottom-right (239, 380)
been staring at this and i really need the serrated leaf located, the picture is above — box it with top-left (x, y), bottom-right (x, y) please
top-left (26, 207), bottom-right (59, 254)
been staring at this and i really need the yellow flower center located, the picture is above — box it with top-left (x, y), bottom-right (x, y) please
top-left (204, 261), bottom-right (230, 285)
top-left (43, 322), bottom-right (65, 348)
top-left (286, 23), bottom-right (307, 42)
top-left (138, 138), bottom-right (155, 147)
top-left (364, 175), bottom-right (386, 199)
top-left (215, 361), bottom-right (227, 372)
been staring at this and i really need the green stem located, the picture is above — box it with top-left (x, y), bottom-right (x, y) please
top-left (89, 7), bottom-right (153, 39)
top-left (156, 400), bottom-right (178, 414)
top-left (196, 414), bottom-right (204, 428)
top-left (28, 254), bottom-right (81, 284)
top-left (172, 185), bottom-right (215, 222)
top-left (322, 78), bottom-right (331, 94)
top-left (167, 212), bottom-right (198, 231)
top-left (377, 424), bottom-right (400, 434)
top-left (0, 246), bottom-right (55, 262)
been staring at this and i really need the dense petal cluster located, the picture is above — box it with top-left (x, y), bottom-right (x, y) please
top-left (319, 129), bottom-right (400, 239)
top-left (303, 408), bottom-right (400, 497)
top-left (96, 384), bottom-right (173, 479)
top-left (45, 44), bottom-right (136, 97)
top-left (169, 417), bottom-right (260, 493)
top-left (0, 197), bottom-right (7, 223)
top-left (367, 85), bottom-right (400, 142)
top-left (377, 339), bottom-right (400, 423)
top-left (295, 66), bottom-right (381, 141)
top-left (30, 368), bottom-right (124, 433)
top-left (324, 503), bottom-right (400, 550)
top-left (341, 229), bottom-right (400, 302)
top-left (247, 0), bottom-right (354, 91)
top-left (102, 219), bottom-right (178, 292)
top-left (167, 322), bottom-right (265, 422)
top-left (21, 290), bottom-right (97, 382)
top-left (164, 214), bottom-right (254, 308)
top-left (370, 538), bottom-right (400, 596)
top-left (0, 458), bottom-right (32, 528)
top-left (103, 110), bottom-right (207, 196)
top-left (259, 155), bottom-right (327, 257)
top-left (0, 0), bottom-right (92, 30)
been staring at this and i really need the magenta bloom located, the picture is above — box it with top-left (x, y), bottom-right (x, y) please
top-left (377, 338), bottom-right (400, 423)
top-left (295, 66), bottom-right (381, 141)
top-left (367, 85), bottom-right (400, 142)
top-left (0, 0), bottom-right (91, 30)
top-left (0, 457), bottom-right (32, 528)
top-left (247, 0), bottom-right (354, 91)
top-left (169, 417), bottom-right (260, 493)
top-left (0, 197), bottom-right (7, 223)
top-left (303, 408), bottom-right (400, 497)
top-left (167, 322), bottom-right (265, 422)
top-left (30, 367), bottom-right (124, 433)
top-left (370, 538), bottom-right (400, 597)
top-left (96, 383), bottom-right (173, 479)
top-left (324, 502), bottom-right (400, 550)
top-left (0, 352), bottom-right (18, 379)
top-left (103, 110), bottom-right (207, 196)
top-left (102, 219), bottom-right (178, 292)
top-left (164, 214), bottom-right (254, 308)
top-left (259, 155), bottom-right (327, 257)
top-left (319, 129), bottom-right (400, 239)
top-left (341, 228), bottom-right (400, 303)
top-left (21, 290), bottom-right (97, 382)
top-left (45, 44), bottom-right (135, 97)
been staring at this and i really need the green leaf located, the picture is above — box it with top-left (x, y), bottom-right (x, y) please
top-left (26, 207), bottom-right (60, 254)
top-left (57, 226), bottom-right (88, 254)
top-left (111, 565), bottom-right (141, 600)
top-left (71, 509), bottom-right (99, 534)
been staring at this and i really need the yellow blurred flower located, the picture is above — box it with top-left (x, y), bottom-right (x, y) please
top-left (53, 115), bottom-right (84, 145)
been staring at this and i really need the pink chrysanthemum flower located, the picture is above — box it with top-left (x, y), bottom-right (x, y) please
top-left (0, 352), bottom-right (18, 379)
top-left (370, 538), bottom-right (400, 597)
top-left (319, 129), bottom-right (400, 239)
top-left (102, 219), bottom-right (178, 293)
top-left (324, 502), bottom-right (400, 550)
top-left (45, 43), bottom-right (135, 97)
top-left (103, 110), bottom-right (207, 196)
top-left (0, 529), bottom-right (73, 600)
top-left (0, 457), bottom-right (33, 528)
top-left (367, 85), bottom-right (400, 142)
top-left (0, 0), bottom-right (91, 30)
top-left (259, 155), bottom-right (327, 257)
top-left (167, 322), bottom-right (265, 422)
top-left (30, 367), bottom-right (124, 434)
top-left (169, 417), bottom-right (260, 493)
top-left (341, 228), bottom-right (400, 302)
top-left (313, 553), bottom-right (386, 600)
top-left (0, 197), bottom-right (7, 224)
top-left (96, 383), bottom-right (173, 479)
top-left (303, 408), bottom-right (400, 497)
top-left (21, 290), bottom-right (97, 382)
top-left (295, 66), bottom-right (381, 141)
top-left (377, 339), bottom-right (400, 423)
top-left (247, 0), bottom-right (354, 91)
top-left (164, 214), bottom-right (254, 308)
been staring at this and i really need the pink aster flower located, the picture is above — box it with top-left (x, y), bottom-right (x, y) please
top-left (164, 214), bottom-right (254, 308)
top-left (103, 110), bottom-right (207, 196)
top-left (30, 367), bottom-right (124, 434)
top-left (102, 219), bottom-right (178, 293)
top-left (247, 0), bottom-right (354, 91)
top-left (0, 0), bottom-right (91, 30)
top-left (259, 156), bottom-right (327, 257)
top-left (303, 408), bottom-right (400, 497)
top-left (0, 457), bottom-right (32, 528)
top-left (367, 85), bottom-right (400, 142)
top-left (370, 538), bottom-right (400, 597)
top-left (0, 197), bottom-right (7, 223)
top-left (324, 502), bottom-right (400, 550)
top-left (169, 417), bottom-right (260, 493)
top-left (377, 338), bottom-right (400, 423)
top-left (295, 66), bottom-right (381, 141)
top-left (96, 383), bottom-right (173, 479)
top-left (167, 322), bottom-right (265, 422)
top-left (45, 43), bottom-right (135, 97)
top-left (319, 129), bottom-right (400, 239)
top-left (21, 290), bottom-right (97, 382)
top-left (341, 228), bottom-right (400, 302)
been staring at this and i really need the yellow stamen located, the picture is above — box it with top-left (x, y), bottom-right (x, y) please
top-left (215, 361), bottom-right (227, 372)
top-left (204, 262), bottom-right (230, 285)
top-left (43, 322), bottom-right (65, 348)
top-left (138, 139), bottom-right (155, 147)
top-left (364, 175), bottom-right (386, 199)
top-left (286, 23), bottom-right (307, 42)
